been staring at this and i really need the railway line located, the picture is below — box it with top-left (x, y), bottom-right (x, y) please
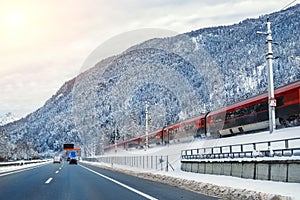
top-left (104, 81), bottom-right (300, 151)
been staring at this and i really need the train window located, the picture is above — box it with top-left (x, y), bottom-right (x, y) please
top-left (262, 101), bottom-right (268, 110)
top-left (214, 114), bottom-right (224, 122)
top-left (224, 97), bottom-right (282, 121)
top-left (225, 104), bottom-right (254, 121)
top-left (235, 109), bottom-right (242, 117)
top-left (255, 101), bottom-right (268, 112)
top-left (276, 96), bottom-right (284, 107)
top-left (250, 105), bottom-right (256, 113)
top-left (241, 108), bottom-right (248, 115)
top-left (225, 113), bottom-right (231, 120)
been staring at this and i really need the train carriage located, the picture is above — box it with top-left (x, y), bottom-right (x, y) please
top-left (207, 81), bottom-right (300, 137)
top-left (160, 115), bottom-right (205, 142)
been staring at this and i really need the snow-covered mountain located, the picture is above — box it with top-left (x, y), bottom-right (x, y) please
top-left (0, 112), bottom-right (16, 126)
top-left (0, 5), bottom-right (299, 157)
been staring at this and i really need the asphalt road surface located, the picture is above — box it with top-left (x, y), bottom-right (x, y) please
top-left (0, 161), bottom-right (218, 200)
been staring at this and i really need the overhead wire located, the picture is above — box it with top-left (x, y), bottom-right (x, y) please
top-left (281, 0), bottom-right (298, 11)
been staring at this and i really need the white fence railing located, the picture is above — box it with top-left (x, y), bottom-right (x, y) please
top-left (85, 155), bottom-right (174, 171)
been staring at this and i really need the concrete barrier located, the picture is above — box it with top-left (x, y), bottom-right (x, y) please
top-left (242, 163), bottom-right (254, 179)
top-left (206, 163), bottom-right (213, 174)
top-left (198, 162), bottom-right (205, 173)
top-left (288, 163), bottom-right (300, 183)
top-left (231, 163), bottom-right (243, 178)
top-left (181, 160), bottom-right (300, 183)
top-left (271, 163), bottom-right (287, 182)
top-left (223, 163), bottom-right (232, 176)
top-left (191, 163), bottom-right (198, 173)
top-left (212, 163), bottom-right (223, 175)
top-left (256, 163), bottom-right (269, 181)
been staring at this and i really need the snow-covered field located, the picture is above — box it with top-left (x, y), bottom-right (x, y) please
top-left (86, 126), bottom-right (300, 200)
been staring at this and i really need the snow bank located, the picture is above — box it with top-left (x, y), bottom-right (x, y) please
top-left (83, 161), bottom-right (294, 200)
top-left (0, 160), bottom-right (51, 174)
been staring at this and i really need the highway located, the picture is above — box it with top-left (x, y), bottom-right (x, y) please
top-left (0, 161), bottom-right (217, 200)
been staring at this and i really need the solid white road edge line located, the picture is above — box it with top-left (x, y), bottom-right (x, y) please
top-left (80, 164), bottom-right (158, 200)
top-left (45, 177), bottom-right (53, 184)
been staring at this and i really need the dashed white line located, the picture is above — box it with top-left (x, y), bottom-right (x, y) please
top-left (80, 165), bottom-right (158, 200)
top-left (55, 170), bottom-right (59, 174)
top-left (45, 177), bottom-right (53, 184)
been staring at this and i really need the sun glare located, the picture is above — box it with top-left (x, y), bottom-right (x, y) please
top-left (0, 4), bottom-right (37, 52)
top-left (5, 11), bottom-right (24, 29)
top-left (0, 9), bottom-right (29, 52)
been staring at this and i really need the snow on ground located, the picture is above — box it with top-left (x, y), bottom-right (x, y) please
top-left (1, 128), bottom-right (298, 199)
top-left (0, 160), bottom-right (52, 174)
top-left (86, 126), bottom-right (300, 200)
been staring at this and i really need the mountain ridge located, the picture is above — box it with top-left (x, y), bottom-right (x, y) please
top-left (1, 4), bottom-right (299, 157)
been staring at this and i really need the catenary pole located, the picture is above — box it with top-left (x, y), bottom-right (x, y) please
top-left (145, 101), bottom-right (149, 150)
top-left (257, 17), bottom-right (276, 134)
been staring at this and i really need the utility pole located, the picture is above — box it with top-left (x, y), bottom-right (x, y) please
top-left (257, 17), bottom-right (276, 134)
top-left (114, 128), bottom-right (117, 153)
top-left (145, 101), bottom-right (149, 150)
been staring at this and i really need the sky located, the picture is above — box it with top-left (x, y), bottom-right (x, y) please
top-left (0, 0), bottom-right (297, 120)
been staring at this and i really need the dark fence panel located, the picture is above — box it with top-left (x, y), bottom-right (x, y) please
top-left (182, 137), bottom-right (300, 160)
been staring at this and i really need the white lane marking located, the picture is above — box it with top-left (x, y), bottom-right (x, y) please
top-left (0, 163), bottom-right (49, 177)
top-left (80, 165), bottom-right (158, 200)
top-left (45, 177), bottom-right (53, 184)
top-left (55, 170), bottom-right (59, 174)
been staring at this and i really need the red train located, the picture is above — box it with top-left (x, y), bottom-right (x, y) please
top-left (104, 81), bottom-right (300, 151)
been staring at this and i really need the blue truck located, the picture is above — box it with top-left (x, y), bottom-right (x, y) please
top-left (69, 151), bottom-right (77, 165)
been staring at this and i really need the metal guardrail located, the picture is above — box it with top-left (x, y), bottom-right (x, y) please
top-left (0, 159), bottom-right (47, 167)
top-left (181, 137), bottom-right (300, 160)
